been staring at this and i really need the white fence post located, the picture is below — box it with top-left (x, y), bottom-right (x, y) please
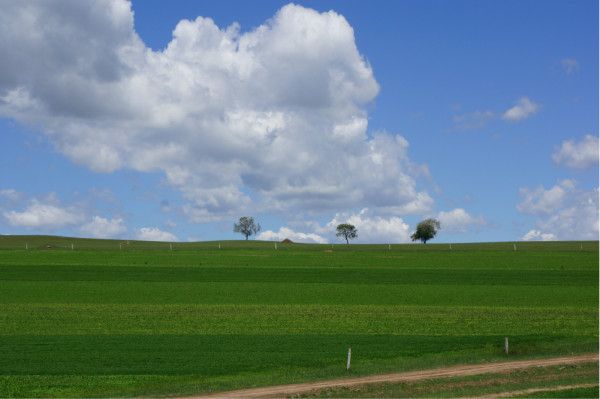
top-left (346, 348), bottom-right (352, 370)
top-left (504, 337), bottom-right (509, 355)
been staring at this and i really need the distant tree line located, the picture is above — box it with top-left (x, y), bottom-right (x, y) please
top-left (233, 216), bottom-right (440, 244)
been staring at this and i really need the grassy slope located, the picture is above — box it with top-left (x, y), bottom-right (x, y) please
top-left (0, 236), bottom-right (597, 397)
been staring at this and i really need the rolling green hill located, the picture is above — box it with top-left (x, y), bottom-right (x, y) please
top-left (0, 236), bottom-right (597, 397)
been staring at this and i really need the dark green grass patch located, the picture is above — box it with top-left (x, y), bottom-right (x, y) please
top-left (1, 334), bottom-right (555, 375)
top-left (1, 334), bottom-right (597, 376)
top-left (1, 281), bottom-right (596, 307)
top-left (1, 264), bottom-right (597, 285)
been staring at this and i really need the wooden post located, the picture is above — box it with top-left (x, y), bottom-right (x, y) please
top-left (218, 243), bottom-right (221, 249)
top-left (346, 348), bottom-right (352, 370)
top-left (513, 243), bottom-right (516, 251)
top-left (170, 243), bottom-right (173, 251)
top-left (119, 243), bottom-right (122, 250)
top-left (71, 243), bottom-right (74, 250)
top-left (25, 242), bottom-right (28, 250)
top-left (274, 242), bottom-right (277, 250)
top-left (504, 337), bottom-right (509, 355)
top-left (449, 244), bottom-right (452, 250)
top-left (388, 244), bottom-right (391, 250)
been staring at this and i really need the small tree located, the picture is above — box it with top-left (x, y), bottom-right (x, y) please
top-left (411, 218), bottom-right (440, 244)
top-left (336, 223), bottom-right (357, 244)
top-left (233, 216), bottom-right (261, 240)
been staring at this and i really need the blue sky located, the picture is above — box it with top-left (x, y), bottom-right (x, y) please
top-left (0, 0), bottom-right (597, 243)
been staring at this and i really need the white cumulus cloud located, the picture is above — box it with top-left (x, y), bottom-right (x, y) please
top-left (517, 180), bottom-right (574, 215)
top-left (552, 134), bottom-right (599, 169)
top-left (437, 208), bottom-right (485, 232)
top-left (257, 227), bottom-right (327, 244)
top-left (502, 97), bottom-right (539, 122)
top-left (3, 199), bottom-right (84, 228)
top-left (517, 181), bottom-right (598, 240)
top-left (521, 230), bottom-right (557, 241)
top-left (80, 216), bottom-right (126, 238)
top-left (0, 1), bottom-right (432, 222)
top-left (136, 227), bottom-right (178, 242)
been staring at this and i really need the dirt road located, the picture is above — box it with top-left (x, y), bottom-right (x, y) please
top-left (186, 353), bottom-right (597, 398)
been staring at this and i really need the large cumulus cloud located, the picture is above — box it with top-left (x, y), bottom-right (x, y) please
top-left (0, 1), bottom-right (432, 222)
top-left (517, 181), bottom-right (598, 240)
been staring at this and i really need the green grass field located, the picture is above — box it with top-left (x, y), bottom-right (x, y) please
top-left (0, 236), bottom-right (597, 397)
